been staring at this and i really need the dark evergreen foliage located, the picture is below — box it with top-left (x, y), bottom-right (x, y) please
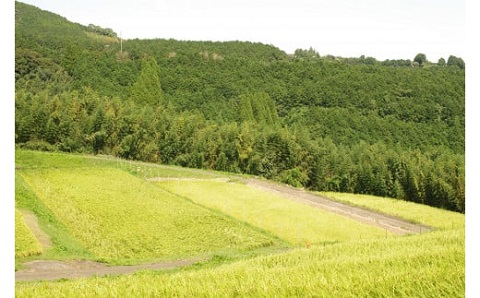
top-left (14, 1), bottom-right (465, 212)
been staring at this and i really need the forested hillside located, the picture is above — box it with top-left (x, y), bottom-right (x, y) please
top-left (15, 1), bottom-right (465, 212)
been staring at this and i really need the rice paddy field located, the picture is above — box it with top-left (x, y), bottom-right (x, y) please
top-left (17, 166), bottom-right (278, 264)
top-left (14, 150), bottom-right (465, 297)
top-left (158, 180), bottom-right (390, 244)
top-left (320, 192), bottom-right (465, 230)
top-left (15, 229), bottom-right (464, 297)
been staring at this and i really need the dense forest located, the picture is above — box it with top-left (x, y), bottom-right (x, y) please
top-left (15, 1), bottom-right (465, 212)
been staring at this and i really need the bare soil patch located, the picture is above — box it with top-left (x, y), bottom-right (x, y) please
top-left (147, 177), bottom-right (231, 183)
top-left (16, 258), bottom-right (204, 282)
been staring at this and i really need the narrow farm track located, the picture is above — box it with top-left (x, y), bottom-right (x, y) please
top-left (243, 178), bottom-right (432, 235)
top-left (20, 209), bottom-right (52, 249)
top-left (16, 258), bottom-right (204, 282)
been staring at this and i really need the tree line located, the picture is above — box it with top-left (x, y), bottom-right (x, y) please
top-left (15, 85), bottom-right (464, 212)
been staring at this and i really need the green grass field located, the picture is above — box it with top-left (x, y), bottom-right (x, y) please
top-left (15, 149), bottom-right (229, 179)
top-left (15, 150), bottom-right (465, 297)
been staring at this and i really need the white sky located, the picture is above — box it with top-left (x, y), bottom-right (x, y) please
top-left (17, 0), bottom-right (465, 62)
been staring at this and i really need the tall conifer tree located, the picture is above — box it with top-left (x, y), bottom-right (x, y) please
top-left (130, 56), bottom-right (163, 106)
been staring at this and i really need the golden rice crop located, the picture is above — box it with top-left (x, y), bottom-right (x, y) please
top-left (158, 180), bottom-right (390, 245)
top-left (321, 192), bottom-right (465, 229)
top-left (19, 168), bottom-right (276, 264)
top-left (15, 229), bottom-right (464, 297)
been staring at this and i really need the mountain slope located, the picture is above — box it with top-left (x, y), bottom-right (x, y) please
top-left (14, 1), bottom-right (465, 212)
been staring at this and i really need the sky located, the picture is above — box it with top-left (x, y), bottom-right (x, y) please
top-left (15, 0), bottom-right (466, 62)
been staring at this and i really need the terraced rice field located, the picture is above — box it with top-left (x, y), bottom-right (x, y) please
top-left (16, 228), bottom-right (464, 297)
top-left (157, 179), bottom-right (390, 245)
top-left (19, 167), bottom-right (278, 264)
top-left (321, 192), bottom-right (465, 229)
top-left (14, 150), bottom-right (465, 297)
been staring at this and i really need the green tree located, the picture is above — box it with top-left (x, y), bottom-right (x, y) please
top-left (235, 122), bottom-right (255, 171)
top-left (130, 56), bottom-right (164, 106)
top-left (414, 53), bottom-right (427, 66)
top-left (294, 47), bottom-right (320, 59)
top-left (447, 55), bottom-right (465, 69)
top-left (437, 57), bottom-right (446, 66)
top-left (238, 94), bottom-right (254, 122)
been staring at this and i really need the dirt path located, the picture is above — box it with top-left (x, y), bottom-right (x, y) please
top-left (243, 178), bottom-right (432, 235)
top-left (16, 258), bottom-right (204, 282)
top-left (147, 177), bottom-right (231, 182)
top-left (19, 209), bottom-right (52, 249)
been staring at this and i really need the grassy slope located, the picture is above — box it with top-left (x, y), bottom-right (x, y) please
top-left (159, 180), bottom-right (389, 245)
top-left (15, 150), bottom-right (230, 179)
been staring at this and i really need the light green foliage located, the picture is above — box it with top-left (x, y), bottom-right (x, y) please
top-left (238, 92), bottom-right (279, 126)
top-left (414, 53), bottom-right (427, 66)
top-left (19, 167), bottom-right (276, 264)
top-left (16, 229), bottom-right (464, 297)
top-left (130, 56), bottom-right (163, 106)
top-left (321, 192), bottom-right (465, 229)
top-left (294, 47), bottom-right (320, 59)
top-left (238, 94), bottom-right (254, 122)
top-left (85, 24), bottom-right (117, 38)
top-left (15, 209), bottom-right (43, 258)
top-left (158, 180), bottom-right (388, 245)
